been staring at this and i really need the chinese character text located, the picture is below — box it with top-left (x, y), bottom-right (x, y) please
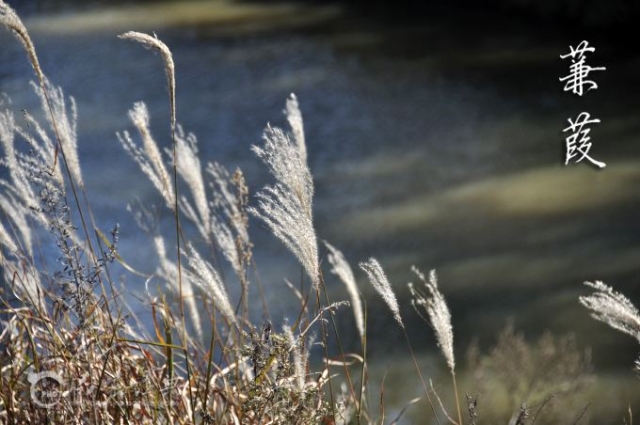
top-left (563, 112), bottom-right (606, 168)
top-left (559, 40), bottom-right (606, 96)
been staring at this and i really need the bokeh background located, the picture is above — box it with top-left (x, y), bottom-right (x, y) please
top-left (2, 0), bottom-right (640, 422)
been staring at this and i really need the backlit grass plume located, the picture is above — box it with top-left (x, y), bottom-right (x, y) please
top-left (32, 80), bottom-right (82, 187)
top-left (154, 236), bottom-right (203, 341)
top-left (185, 243), bottom-right (237, 327)
top-left (408, 267), bottom-right (454, 372)
top-left (173, 126), bottom-right (210, 238)
top-left (118, 31), bottom-right (176, 131)
top-left (325, 241), bottom-right (364, 341)
top-left (0, 1), bottom-right (45, 87)
top-left (207, 163), bottom-right (252, 284)
top-left (581, 280), bottom-right (640, 390)
top-left (249, 100), bottom-right (318, 287)
top-left (409, 266), bottom-right (462, 425)
top-left (2, 1), bottom-right (85, 193)
top-left (580, 280), bottom-right (640, 343)
top-left (118, 102), bottom-right (175, 208)
top-left (359, 258), bottom-right (402, 328)
top-left (285, 93), bottom-right (306, 164)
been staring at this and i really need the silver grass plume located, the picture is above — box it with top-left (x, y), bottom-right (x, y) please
top-left (0, 217), bottom-right (18, 253)
top-left (207, 164), bottom-right (252, 283)
top-left (1, 1), bottom-right (83, 195)
top-left (185, 243), bottom-right (236, 327)
top-left (579, 280), bottom-right (640, 343)
top-left (285, 93), bottom-right (306, 164)
top-left (0, 107), bottom-right (54, 218)
top-left (408, 267), bottom-right (455, 372)
top-left (0, 105), bottom-right (35, 252)
top-left (325, 241), bottom-right (364, 341)
top-left (118, 102), bottom-right (175, 208)
top-left (251, 182), bottom-right (318, 286)
top-left (154, 236), bottom-right (203, 341)
top-left (0, 192), bottom-right (32, 256)
top-left (207, 163), bottom-right (250, 246)
top-left (359, 258), bottom-right (403, 328)
top-left (250, 102), bottom-right (318, 287)
top-left (118, 31), bottom-right (176, 132)
top-left (254, 124), bottom-right (313, 217)
top-left (0, 193), bottom-right (43, 313)
top-left (0, 1), bottom-right (45, 87)
top-left (0, 98), bottom-right (78, 245)
top-left (170, 126), bottom-right (211, 238)
top-left (283, 324), bottom-right (307, 392)
top-left (31, 79), bottom-right (82, 187)
top-left (15, 109), bottom-right (64, 188)
top-left (208, 215), bottom-right (241, 274)
top-left (176, 145), bottom-right (251, 289)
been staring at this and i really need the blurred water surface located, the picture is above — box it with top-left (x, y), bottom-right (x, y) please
top-left (1, 0), bottom-right (640, 421)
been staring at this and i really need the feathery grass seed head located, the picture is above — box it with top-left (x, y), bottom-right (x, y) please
top-left (409, 267), bottom-right (455, 372)
top-left (31, 80), bottom-right (82, 186)
top-left (285, 93), bottom-right (306, 164)
top-left (249, 183), bottom-right (318, 286)
top-left (0, 1), bottom-right (45, 85)
top-left (185, 244), bottom-right (236, 327)
top-left (118, 31), bottom-right (176, 131)
top-left (579, 280), bottom-right (640, 343)
top-left (359, 258), bottom-right (403, 328)
top-left (172, 126), bottom-right (210, 237)
top-left (118, 102), bottom-right (175, 207)
top-left (252, 124), bottom-right (313, 216)
top-left (325, 241), bottom-right (364, 341)
top-left (250, 103), bottom-right (318, 287)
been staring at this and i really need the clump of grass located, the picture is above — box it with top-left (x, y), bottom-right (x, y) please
top-left (1, 4), bottom-right (367, 423)
top-left (466, 323), bottom-right (594, 423)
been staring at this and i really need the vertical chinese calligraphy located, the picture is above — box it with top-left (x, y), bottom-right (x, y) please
top-left (559, 40), bottom-right (606, 96)
top-left (560, 40), bottom-right (606, 169)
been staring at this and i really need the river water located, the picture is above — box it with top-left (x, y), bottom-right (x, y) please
top-left (2, 1), bottom-right (640, 422)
